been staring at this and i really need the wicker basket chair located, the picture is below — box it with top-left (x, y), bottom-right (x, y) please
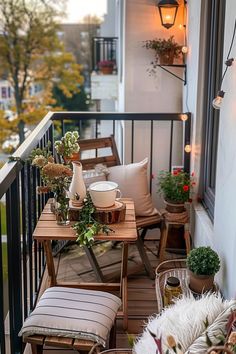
top-left (207, 346), bottom-right (234, 353)
top-left (155, 258), bottom-right (191, 312)
top-left (99, 350), bottom-right (133, 354)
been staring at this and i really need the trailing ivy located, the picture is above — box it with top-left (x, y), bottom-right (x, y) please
top-left (72, 194), bottom-right (114, 248)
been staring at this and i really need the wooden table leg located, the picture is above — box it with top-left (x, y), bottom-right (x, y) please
top-left (184, 223), bottom-right (191, 254)
top-left (136, 236), bottom-right (155, 280)
top-left (158, 223), bottom-right (168, 263)
top-left (120, 243), bottom-right (128, 330)
top-left (83, 246), bottom-right (105, 283)
top-left (43, 240), bottom-right (57, 287)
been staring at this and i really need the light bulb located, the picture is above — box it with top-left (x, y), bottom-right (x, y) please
top-left (181, 114), bottom-right (188, 121)
top-left (182, 46), bottom-right (188, 54)
top-left (184, 144), bottom-right (191, 153)
top-left (225, 58), bottom-right (234, 66)
top-left (212, 90), bottom-right (225, 109)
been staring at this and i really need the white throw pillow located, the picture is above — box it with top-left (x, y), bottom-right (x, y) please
top-left (134, 293), bottom-right (236, 354)
top-left (107, 158), bottom-right (158, 217)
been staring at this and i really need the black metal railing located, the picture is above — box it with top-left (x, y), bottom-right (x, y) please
top-left (0, 111), bottom-right (191, 354)
top-left (92, 37), bottom-right (118, 72)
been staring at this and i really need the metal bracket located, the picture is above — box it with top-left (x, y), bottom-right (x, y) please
top-left (157, 64), bottom-right (187, 85)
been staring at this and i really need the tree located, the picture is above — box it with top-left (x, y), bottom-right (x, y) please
top-left (52, 86), bottom-right (90, 112)
top-left (0, 0), bottom-right (84, 144)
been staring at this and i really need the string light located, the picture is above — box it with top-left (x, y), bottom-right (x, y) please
top-left (212, 90), bottom-right (225, 110)
top-left (212, 20), bottom-right (236, 109)
top-left (181, 114), bottom-right (188, 121)
top-left (184, 144), bottom-right (191, 153)
top-left (182, 46), bottom-right (188, 54)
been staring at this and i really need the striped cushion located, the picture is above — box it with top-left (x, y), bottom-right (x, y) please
top-left (19, 287), bottom-right (121, 347)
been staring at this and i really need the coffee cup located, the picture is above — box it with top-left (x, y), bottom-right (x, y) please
top-left (88, 181), bottom-right (121, 208)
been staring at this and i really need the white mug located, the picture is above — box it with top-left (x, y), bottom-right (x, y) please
top-left (88, 181), bottom-right (121, 208)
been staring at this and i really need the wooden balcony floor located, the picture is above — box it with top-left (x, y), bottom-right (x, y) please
top-left (25, 234), bottom-right (183, 353)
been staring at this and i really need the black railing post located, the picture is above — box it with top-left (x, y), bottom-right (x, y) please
top-left (184, 113), bottom-right (191, 173)
top-left (6, 177), bottom-right (23, 354)
top-left (0, 208), bottom-right (6, 354)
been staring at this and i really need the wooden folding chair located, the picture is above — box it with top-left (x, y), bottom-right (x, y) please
top-left (79, 136), bottom-right (121, 169)
top-left (77, 135), bottom-right (164, 280)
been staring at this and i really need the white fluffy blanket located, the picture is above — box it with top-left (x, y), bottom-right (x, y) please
top-left (134, 293), bottom-right (236, 354)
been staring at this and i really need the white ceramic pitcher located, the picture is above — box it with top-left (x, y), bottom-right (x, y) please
top-left (69, 161), bottom-right (86, 205)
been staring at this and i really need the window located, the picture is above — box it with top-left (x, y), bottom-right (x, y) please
top-left (1, 87), bottom-right (7, 98)
top-left (201, 0), bottom-right (226, 220)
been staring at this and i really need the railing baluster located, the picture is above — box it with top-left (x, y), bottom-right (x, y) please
top-left (32, 168), bottom-right (38, 298)
top-left (150, 120), bottom-right (154, 194)
top-left (184, 114), bottom-right (191, 173)
top-left (169, 120), bottom-right (174, 172)
top-left (0, 207), bottom-right (6, 354)
top-left (21, 167), bottom-right (28, 320)
top-left (6, 177), bottom-right (23, 354)
top-left (131, 120), bottom-right (134, 163)
top-left (26, 164), bottom-right (33, 311)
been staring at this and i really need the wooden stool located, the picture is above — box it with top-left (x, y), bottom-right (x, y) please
top-left (20, 287), bottom-right (120, 353)
top-left (158, 220), bottom-right (191, 263)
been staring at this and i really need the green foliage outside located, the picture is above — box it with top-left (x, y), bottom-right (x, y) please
top-left (53, 86), bottom-right (90, 112)
top-left (2, 243), bottom-right (8, 280)
top-left (0, 202), bottom-right (6, 235)
top-left (0, 0), bottom-right (84, 145)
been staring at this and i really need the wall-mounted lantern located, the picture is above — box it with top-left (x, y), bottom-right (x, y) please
top-left (157, 0), bottom-right (179, 29)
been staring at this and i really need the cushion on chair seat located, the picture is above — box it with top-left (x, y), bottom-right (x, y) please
top-left (136, 214), bottom-right (162, 229)
top-left (19, 287), bottom-right (121, 347)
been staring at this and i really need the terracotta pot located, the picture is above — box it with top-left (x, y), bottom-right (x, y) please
top-left (63, 152), bottom-right (80, 164)
top-left (159, 50), bottom-right (175, 65)
top-left (188, 270), bottom-right (215, 294)
top-left (100, 66), bottom-right (113, 74)
top-left (164, 200), bottom-right (186, 213)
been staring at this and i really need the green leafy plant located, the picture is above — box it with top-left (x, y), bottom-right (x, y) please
top-left (143, 36), bottom-right (182, 74)
top-left (186, 246), bottom-right (220, 276)
top-left (144, 36), bottom-right (181, 57)
top-left (54, 131), bottom-right (80, 158)
top-left (72, 194), bottom-right (114, 247)
top-left (158, 170), bottom-right (193, 203)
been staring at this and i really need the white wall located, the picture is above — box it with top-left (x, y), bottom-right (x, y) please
top-left (187, 0), bottom-right (236, 298)
top-left (213, 0), bottom-right (236, 298)
top-left (124, 0), bottom-right (185, 113)
top-left (100, 0), bottom-right (117, 37)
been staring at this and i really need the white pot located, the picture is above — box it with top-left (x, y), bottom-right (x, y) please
top-left (89, 181), bottom-right (121, 208)
top-left (69, 161), bottom-right (86, 205)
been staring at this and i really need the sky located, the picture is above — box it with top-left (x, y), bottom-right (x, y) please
top-left (64, 0), bottom-right (107, 23)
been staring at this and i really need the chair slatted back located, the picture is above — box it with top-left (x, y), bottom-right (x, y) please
top-left (79, 136), bottom-right (121, 170)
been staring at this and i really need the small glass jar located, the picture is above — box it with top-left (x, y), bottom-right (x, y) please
top-left (164, 276), bottom-right (182, 307)
top-left (54, 190), bottom-right (70, 226)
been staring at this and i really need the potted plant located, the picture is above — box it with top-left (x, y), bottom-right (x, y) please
top-left (144, 35), bottom-right (182, 66)
top-left (98, 60), bottom-right (114, 74)
top-left (157, 170), bottom-right (193, 213)
top-left (186, 246), bottom-right (220, 294)
top-left (54, 131), bottom-right (80, 163)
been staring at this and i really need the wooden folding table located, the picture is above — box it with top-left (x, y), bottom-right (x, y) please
top-left (33, 198), bottom-right (137, 329)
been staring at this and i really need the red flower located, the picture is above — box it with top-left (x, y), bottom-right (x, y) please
top-left (183, 185), bottom-right (189, 192)
top-left (191, 172), bottom-right (195, 176)
top-left (173, 170), bottom-right (178, 175)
